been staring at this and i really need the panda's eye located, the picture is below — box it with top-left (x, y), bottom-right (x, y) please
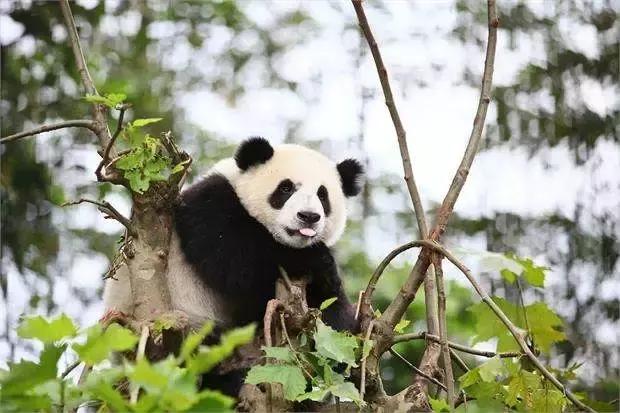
top-left (279, 179), bottom-right (294, 193)
top-left (317, 185), bottom-right (328, 201)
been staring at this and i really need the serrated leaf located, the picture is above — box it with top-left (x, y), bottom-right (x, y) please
top-left (458, 368), bottom-right (480, 388)
top-left (262, 346), bottom-right (295, 363)
top-left (393, 318), bottom-right (411, 333)
top-left (73, 323), bottom-right (138, 365)
top-left (193, 390), bottom-right (235, 411)
top-left (132, 117), bottom-right (162, 127)
top-left (477, 356), bottom-right (505, 382)
top-left (188, 324), bottom-right (255, 374)
top-left (429, 397), bottom-right (450, 412)
top-left (314, 320), bottom-right (358, 366)
top-left (1, 344), bottom-right (65, 395)
top-left (84, 94), bottom-right (113, 106)
top-left (320, 297), bottom-right (338, 310)
top-left (296, 388), bottom-right (330, 402)
top-left (17, 314), bottom-right (77, 343)
top-left (245, 364), bottom-right (306, 400)
top-left (180, 321), bottom-right (214, 362)
top-left (329, 382), bottom-right (363, 405)
top-left (509, 255), bottom-right (548, 287)
top-left (505, 370), bottom-right (541, 408)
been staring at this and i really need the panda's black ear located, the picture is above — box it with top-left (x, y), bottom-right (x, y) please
top-left (337, 159), bottom-right (364, 197)
top-left (235, 137), bottom-right (274, 171)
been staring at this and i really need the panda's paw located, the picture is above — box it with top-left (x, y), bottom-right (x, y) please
top-left (99, 308), bottom-right (130, 327)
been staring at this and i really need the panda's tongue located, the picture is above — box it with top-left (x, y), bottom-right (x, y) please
top-left (299, 228), bottom-right (317, 237)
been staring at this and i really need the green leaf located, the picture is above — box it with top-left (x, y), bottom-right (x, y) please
top-left (429, 397), bottom-right (450, 412)
top-left (73, 323), bottom-right (138, 365)
top-left (477, 357), bottom-right (505, 382)
top-left (180, 321), bottom-right (214, 362)
top-left (458, 368), bottom-right (480, 388)
top-left (105, 93), bottom-right (127, 107)
top-left (505, 370), bottom-right (541, 408)
top-left (296, 388), bottom-right (330, 402)
top-left (361, 338), bottom-right (374, 360)
top-left (320, 297), bottom-right (338, 310)
top-left (509, 255), bottom-right (548, 287)
top-left (500, 268), bottom-right (517, 283)
top-left (329, 382), bottom-right (364, 406)
top-left (192, 390), bottom-right (235, 411)
top-left (525, 302), bottom-right (566, 352)
top-left (84, 93), bottom-right (126, 108)
top-left (188, 324), bottom-right (255, 374)
top-left (314, 320), bottom-right (358, 366)
top-left (132, 118), bottom-right (163, 127)
top-left (1, 344), bottom-right (65, 395)
top-left (394, 318), bottom-right (411, 333)
top-left (262, 346), bottom-right (295, 363)
top-left (245, 364), bottom-right (306, 400)
top-left (17, 314), bottom-right (77, 343)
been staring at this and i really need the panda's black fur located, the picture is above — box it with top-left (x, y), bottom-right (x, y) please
top-left (174, 173), bottom-right (358, 333)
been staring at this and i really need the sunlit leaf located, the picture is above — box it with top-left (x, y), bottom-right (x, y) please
top-left (262, 346), bottom-right (295, 363)
top-left (314, 320), bottom-right (358, 366)
top-left (17, 314), bottom-right (77, 343)
top-left (73, 323), bottom-right (138, 365)
top-left (245, 364), bottom-right (306, 400)
top-left (319, 297), bottom-right (338, 310)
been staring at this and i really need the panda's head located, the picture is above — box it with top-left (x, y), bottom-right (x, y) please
top-left (231, 137), bottom-right (363, 249)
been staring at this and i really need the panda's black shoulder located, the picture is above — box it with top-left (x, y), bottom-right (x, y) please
top-left (173, 173), bottom-right (279, 293)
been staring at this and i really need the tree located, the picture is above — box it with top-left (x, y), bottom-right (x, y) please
top-left (0, 0), bottom-right (614, 412)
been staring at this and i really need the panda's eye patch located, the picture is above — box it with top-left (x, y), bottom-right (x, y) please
top-left (317, 185), bottom-right (331, 216)
top-left (269, 179), bottom-right (296, 209)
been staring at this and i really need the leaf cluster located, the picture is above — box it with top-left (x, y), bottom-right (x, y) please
top-left (0, 314), bottom-right (255, 412)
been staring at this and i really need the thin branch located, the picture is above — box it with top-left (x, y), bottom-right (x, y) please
top-left (95, 104), bottom-right (129, 181)
top-left (62, 198), bottom-right (135, 236)
top-left (1, 120), bottom-right (96, 144)
top-left (60, 360), bottom-right (82, 380)
top-left (388, 349), bottom-right (446, 392)
top-left (359, 320), bottom-right (374, 399)
top-left (429, 0), bottom-right (499, 240)
top-left (450, 349), bottom-right (469, 372)
top-left (130, 325), bottom-right (150, 404)
top-left (434, 258), bottom-right (454, 409)
top-left (351, 0), bottom-right (427, 237)
top-left (59, 0), bottom-right (111, 149)
top-left (394, 331), bottom-right (522, 358)
top-left (279, 313), bottom-right (313, 380)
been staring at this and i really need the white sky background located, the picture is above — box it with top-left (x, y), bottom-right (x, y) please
top-left (1, 0), bottom-right (618, 377)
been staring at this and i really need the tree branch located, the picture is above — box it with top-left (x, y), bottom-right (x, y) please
top-left (429, 0), bottom-right (498, 240)
top-left (0, 120), bottom-right (96, 144)
top-left (59, 0), bottom-right (111, 149)
top-left (388, 349), bottom-right (446, 391)
top-left (63, 198), bottom-right (135, 237)
top-left (393, 331), bottom-right (522, 359)
top-left (434, 258), bottom-right (454, 409)
top-left (95, 104), bottom-right (129, 182)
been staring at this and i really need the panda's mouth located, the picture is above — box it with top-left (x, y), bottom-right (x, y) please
top-left (286, 227), bottom-right (317, 238)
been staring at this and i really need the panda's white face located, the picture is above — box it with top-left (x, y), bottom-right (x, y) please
top-left (233, 144), bottom-right (348, 248)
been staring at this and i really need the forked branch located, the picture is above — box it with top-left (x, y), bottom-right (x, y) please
top-left (63, 198), bottom-right (135, 236)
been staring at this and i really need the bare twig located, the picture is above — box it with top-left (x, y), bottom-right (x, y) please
top-left (95, 104), bottom-right (129, 181)
top-left (60, 360), bottom-right (82, 380)
top-left (434, 257), bottom-right (454, 409)
top-left (279, 313), bottom-right (313, 380)
top-left (449, 349), bottom-right (469, 372)
top-left (263, 299), bottom-right (284, 348)
top-left (429, 0), bottom-right (498, 241)
top-left (59, 0), bottom-right (111, 149)
top-left (1, 120), bottom-right (97, 144)
top-left (393, 331), bottom-right (522, 358)
top-left (62, 198), bottom-right (135, 236)
top-left (388, 349), bottom-right (446, 391)
top-left (359, 320), bottom-right (374, 399)
top-left (130, 325), bottom-right (150, 404)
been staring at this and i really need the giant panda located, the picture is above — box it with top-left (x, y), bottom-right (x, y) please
top-left (104, 137), bottom-right (364, 334)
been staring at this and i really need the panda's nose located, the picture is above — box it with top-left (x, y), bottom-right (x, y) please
top-left (297, 211), bottom-right (321, 224)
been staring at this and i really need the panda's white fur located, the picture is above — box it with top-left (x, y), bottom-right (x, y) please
top-left (103, 138), bottom-right (363, 331)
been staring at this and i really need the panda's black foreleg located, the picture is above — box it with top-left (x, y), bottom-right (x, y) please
top-left (304, 246), bottom-right (360, 334)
